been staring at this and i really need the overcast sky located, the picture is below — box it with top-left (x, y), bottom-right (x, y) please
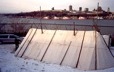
top-left (0, 0), bottom-right (113, 13)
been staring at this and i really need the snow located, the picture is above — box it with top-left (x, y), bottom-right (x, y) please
top-left (0, 44), bottom-right (114, 72)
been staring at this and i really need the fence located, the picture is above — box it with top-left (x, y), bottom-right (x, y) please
top-left (0, 23), bottom-right (114, 36)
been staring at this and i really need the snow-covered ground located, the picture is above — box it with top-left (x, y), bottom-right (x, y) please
top-left (0, 44), bottom-right (114, 72)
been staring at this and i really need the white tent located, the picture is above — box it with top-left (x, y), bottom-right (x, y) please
top-left (15, 28), bottom-right (114, 70)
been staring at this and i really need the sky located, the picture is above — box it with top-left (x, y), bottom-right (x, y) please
top-left (0, 0), bottom-right (113, 13)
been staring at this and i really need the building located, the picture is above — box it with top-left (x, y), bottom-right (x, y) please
top-left (97, 6), bottom-right (103, 11)
top-left (79, 7), bottom-right (82, 12)
top-left (69, 5), bottom-right (73, 11)
top-left (52, 7), bottom-right (54, 10)
top-left (107, 7), bottom-right (110, 12)
top-left (84, 8), bottom-right (89, 12)
top-left (97, 3), bottom-right (103, 12)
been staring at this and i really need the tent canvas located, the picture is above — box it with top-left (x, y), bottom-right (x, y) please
top-left (15, 28), bottom-right (114, 70)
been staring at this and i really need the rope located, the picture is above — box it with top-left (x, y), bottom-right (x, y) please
top-left (21, 28), bottom-right (37, 57)
top-left (92, 19), bottom-right (114, 57)
top-left (40, 30), bottom-right (57, 61)
top-left (60, 41), bottom-right (72, 65)
top-left (76, 31), bottom-right (86, 68)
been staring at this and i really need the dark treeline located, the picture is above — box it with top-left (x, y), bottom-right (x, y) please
top-left (3, 10), bottom-right (112, 19)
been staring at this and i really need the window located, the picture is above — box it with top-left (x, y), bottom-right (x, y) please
top-left (111, 38), bottom-right (114, 46)
top-left (0, 35), bottom-right (8, 38)
top-left (10, 35), bottom-right (16, 38)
